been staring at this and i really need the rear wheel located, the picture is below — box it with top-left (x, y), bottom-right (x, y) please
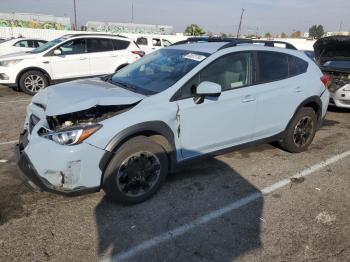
top-left (19, 70), bottom-right (48, 95)
top-left (279, 107), bottom-right (317, 153)
top-left (103, 136), bottom-right (168, 204)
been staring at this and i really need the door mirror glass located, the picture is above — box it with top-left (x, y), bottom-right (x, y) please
top-left (53, 49), bottom-right (62, 56)
top-left (196, 81), bottom-right (222, 96)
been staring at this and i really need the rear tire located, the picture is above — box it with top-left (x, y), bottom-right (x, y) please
top-left (19, 70), bottom-right (49, 95)
top-left (279, 107), bottom-right (317, 153)
top-left (103, 136), bottom-right (168, 204)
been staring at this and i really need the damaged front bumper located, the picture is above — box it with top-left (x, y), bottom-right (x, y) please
top-left (14, 128), bottom-right (104, 196)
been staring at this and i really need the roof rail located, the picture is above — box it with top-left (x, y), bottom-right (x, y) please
top-left (62, 33), bottom-right (128, 39)
top-left (218, 39), bottom-right (297, 50)
top-left (173, 37), bottom-right (297, 50)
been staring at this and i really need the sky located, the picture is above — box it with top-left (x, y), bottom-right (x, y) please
top-left (1, 0), bottom-right (349, 35)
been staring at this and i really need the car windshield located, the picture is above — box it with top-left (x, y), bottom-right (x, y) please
top-left (111, 49), bottom-right (209, 95)
top-left (29, 37), bottom-right (64, 54)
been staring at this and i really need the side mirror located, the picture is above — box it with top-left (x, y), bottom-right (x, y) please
top-left (196, 81), bottom-right (222, 97)
top-left (53, 49), bottom-right (62, 56)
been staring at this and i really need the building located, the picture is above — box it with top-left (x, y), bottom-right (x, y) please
top-left (86, 21), bottom-right (173, 35)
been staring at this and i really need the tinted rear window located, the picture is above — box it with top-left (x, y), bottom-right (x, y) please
top-left (288, 55), bottom-right (308, 77)
top-left (87, 38), bottom-right (114, 53)
top-left (257, 51), bottom-right (289, 83)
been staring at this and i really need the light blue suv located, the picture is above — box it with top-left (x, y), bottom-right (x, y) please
top-left (15, 40), bottom-right (330, 204)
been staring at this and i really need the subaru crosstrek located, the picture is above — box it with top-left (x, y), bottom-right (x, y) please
top-left (15, 41), bottom-right (330, 204)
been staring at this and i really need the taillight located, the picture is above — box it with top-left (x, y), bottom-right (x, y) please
top-left (131, 50), bottom-right (145, 57)
top-left (320, 74), bottom-right (330, 88)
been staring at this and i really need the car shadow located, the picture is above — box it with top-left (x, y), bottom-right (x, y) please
top-left (95, 155), bottom-right (263, 261)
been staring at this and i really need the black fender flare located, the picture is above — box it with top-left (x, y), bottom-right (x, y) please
top-left (286, 96), bottom-right (323, 130)
top-left (99, 121), bottom-right (177, 183)
top-left (16, 67), bottom-right (52, 85)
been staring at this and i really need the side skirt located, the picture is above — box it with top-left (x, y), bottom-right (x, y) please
top-left (174, 132), bottom-right (285, 170)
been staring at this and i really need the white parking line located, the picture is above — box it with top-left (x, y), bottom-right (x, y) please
top-left (0, 99), bottom-right (30, 105)
top-left (0, 160), bottom-right (8, 163)
top-left (0, 140), bottom-right (17, 146)
top-left (107, 149), bottom-right (350, 262)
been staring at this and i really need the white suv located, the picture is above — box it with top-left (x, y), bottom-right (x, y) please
top-left (136, 36), bottom-right (172, 54)
top-left (0, 34), bottom-right (144, 95)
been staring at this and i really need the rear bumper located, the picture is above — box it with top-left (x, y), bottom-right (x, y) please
top-left (14, 132), bottom-right (100, 196)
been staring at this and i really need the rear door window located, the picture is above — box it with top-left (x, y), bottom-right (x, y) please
top-left (112, 39), bottom-right (130, 50)
top-left (14, 40), bottom-right (29, 48)
top-left (87, 38), bottom-right (114, 53)
top-left (256, 51), bottom-right (289, 83)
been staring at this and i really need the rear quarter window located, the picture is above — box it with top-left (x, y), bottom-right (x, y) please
top-left (288, 55), bottom-right (308, 77)
top-left (136, 37), bottom-right (148, 46)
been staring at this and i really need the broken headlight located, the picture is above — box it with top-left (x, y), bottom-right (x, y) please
top-left (41, 124), bottom-right (102, 146)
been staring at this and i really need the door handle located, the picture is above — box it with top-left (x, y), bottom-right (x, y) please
top-left (295, 86), bottom-right (302, 93)
top-left (79, 57), bottom-right (87, 60)
top-left (241, 95), bottom-right (256, 103)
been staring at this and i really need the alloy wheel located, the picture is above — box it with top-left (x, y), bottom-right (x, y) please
top-left (24, 74), bottom-right (45, 93)
top-left (293, 116), bottom-right (314, 147)
top-left (116, 152), bottom-right (161, 197)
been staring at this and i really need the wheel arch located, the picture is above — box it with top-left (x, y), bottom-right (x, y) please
top-left (99, 121), bottom-right (177, 185)
top-left (16, 67), bottom-right (52, 85)
top-left (287, 96), bottom-right (323, 130)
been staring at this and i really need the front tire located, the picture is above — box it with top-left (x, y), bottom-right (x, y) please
top-left (279, 107), bottom-right (317, 153)
top-left (103, 136), bottom-right (168, 204)
top-left (19, 70), bottom-right (49, 95)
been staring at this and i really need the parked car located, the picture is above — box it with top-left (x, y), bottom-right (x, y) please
top-left (0, 34), bottom-right (144, 95)
top-left (314, 36), bottom-right (350, 109)
top-left (303, 50), bottom-right (315, 61)
top-left (0, 38), bottom-right (47, 56)
top-left (136, 36), bottom-right (172, 54)
top-left (15, 40), bottom-right (329, 204)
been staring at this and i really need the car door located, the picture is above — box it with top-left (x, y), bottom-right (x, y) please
top-left (49, 38), bottom-right (90, 80)
top-left (253, 51), bottom-right (306, 139)
top-left (87, 38), bottom-right (116, 76)
top-left (175, 52), bottom-right (258, 159)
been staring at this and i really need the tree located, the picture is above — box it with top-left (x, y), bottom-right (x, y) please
top-left (280, 32), bottom-right (288, 38)
top-left (291, 30), bottom-right (302, 38)
top-left (309, 25), bottom-right (325, 39)
top-left (184, 24), bottom-right (205, 36)
top-left (220, 32), bottom-right (227, 38)
top-left (264, 32), bottom-right (272, 38)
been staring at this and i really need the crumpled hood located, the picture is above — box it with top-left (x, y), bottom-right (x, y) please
top-left (314, 36), bottom-right (350, 64)
top-left (32, 78), bottom-right (145, 116)
top-left (0, 51), bottom-right (38, 60)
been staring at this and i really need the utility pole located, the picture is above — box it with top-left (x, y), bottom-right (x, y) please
top-left (339, 19), bottom-right (343, 32)
top-left (236, 8), bottom-right (245, 38)
top-left (131, 3), bottom-right (134, 23)
top-left (73, 0), bottom-right (77, 30)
